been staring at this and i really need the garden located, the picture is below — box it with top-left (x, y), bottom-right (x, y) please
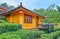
top-left (0, 22), bottom-right (60, 39)
top-left (0, 16), bottom-right (60, 39)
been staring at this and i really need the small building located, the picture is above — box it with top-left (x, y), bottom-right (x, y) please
top-left (0, 3), bottom-right (45, 29)
top-left (0, 8), bottom-right (8, 13)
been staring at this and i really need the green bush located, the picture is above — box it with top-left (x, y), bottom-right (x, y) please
top-left (34, 31), bottom-right (45, 38)
top-left (57, 36), bottom-right (60, 39)
top-left (0, 23), bottom-right (22, 34)
top-left (50, 31), bottom-right (60, 39)
top-left (54, 26), bottom-right (60, 31)
top-left (0, 16), bottom-right (6, 21)
top-left (41, 34), bottom-right (50, 39)
top-left (0, 32), bottom-right (21, 39)
top-left (0, 20), bottom-right (7, 23)
top-left (16, 30), bottom-right (45, 39)
top-left (41, 31), bottom-right (60, 39)
top-left (0, 30), bottom-right (33, 39)
top-left (0, 30), bottom-right (45, 39)
top-left (17, 30), bottom-right (34, 39)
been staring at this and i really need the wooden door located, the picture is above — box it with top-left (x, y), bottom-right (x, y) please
top-left (36, 16), bottom-right (39, 27)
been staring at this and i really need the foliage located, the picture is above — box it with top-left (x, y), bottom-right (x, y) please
top-left (0, 16), bottom-right (22, 34)
top-left (0, 3), bottom-right (14, 10)
top-left (34, 31), bottom-right (45, 38)
top-left (54, 26), bottom-right (60, 32)
top-left (16, 30), bottom-right (34, 39)
top-left (40, 26), bottom-right (60, 39)
top-left (0, 20), bottom-right (22, 34)
top-left (33, 5), bottom-right (60, 23)
top-left (14, 30), bottom-right (44, 39)
top-left (0, 32), bottom-right (21, 39)
top-left (46, 4), bottom-right (56, 11)
top-left (0, 16), bottom-right (6, 21)
top-left (56, 5), bottom-right (60, 12)
top-left (0, 30), bottom-right (45, 39)
top-left (57, 36), bottom-right (60, 39)
top-left (41, 31), bottom-right (60, 39)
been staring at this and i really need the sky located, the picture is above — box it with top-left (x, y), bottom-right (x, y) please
top-left (0, 0), bottom-right (60, 10)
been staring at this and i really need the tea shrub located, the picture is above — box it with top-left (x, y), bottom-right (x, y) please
top-left (41, 31), bottom-right (60, 39)
top-left (0, 30), bottom-right (45, 39)
top-left (0, 22), bottom-right (22, 34)
top-left (57, 36), bottom-right (60, 39)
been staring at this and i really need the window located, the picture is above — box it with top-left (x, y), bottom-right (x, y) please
top-left (24, 14), bottom-right (32, 23)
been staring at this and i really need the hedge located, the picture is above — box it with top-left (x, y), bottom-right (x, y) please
top-left (41, 31), bottom-right (60, 39)
top-left (34, 31), bottom-right (45, 38)
top-left (0, 16), bottom-right (6, 21)
top-left (0, 30), bottom-right (45, 39)
top-left (15, 30), bottom-right (45, 39)
top-left (0, 32), bottom-right (21, 39)
top-left (54, 26), bottom-right (60, 31)
top-left (57, 36), bottom-right (60, 39)
top-left (0, 23), bottom-right (22, 34)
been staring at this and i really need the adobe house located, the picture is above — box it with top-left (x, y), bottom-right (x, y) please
top-left (0, 3), bottom-right (45, 29)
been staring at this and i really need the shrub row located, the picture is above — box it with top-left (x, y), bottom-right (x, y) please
top-left (41, 31), bottom-right (60, 39)
top-left (0, 23), bottom-right (22, 34)
top-left (34, 31), bottom-right (45, 38)
top-left (54, 26), bottom-right (60, 31)
top-left (0, 32), bottom-right (21, 39)
top-left (0, 30), bottom-right (45, 39)
top-left (15, 30), bottom-right (45, 39)
top-left (57, 36), bottom-right (60, 39)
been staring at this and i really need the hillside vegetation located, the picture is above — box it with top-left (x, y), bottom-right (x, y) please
top-left (33, 4), bottom-right (60, 24)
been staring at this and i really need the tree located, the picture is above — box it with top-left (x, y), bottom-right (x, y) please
top-left (0, 3), bottom-right (8, 8)
top-left (56, 5), bottom-right (60, 12)
top-left (46, 4), bottom-right (56, 11)
top-left (0, 3), bottom-right (14, 10)
top-left (33, 4), bottom-right (60, 23)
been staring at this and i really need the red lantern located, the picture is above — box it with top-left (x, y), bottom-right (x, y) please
top-left (19, 11), bottom-right (23, 14)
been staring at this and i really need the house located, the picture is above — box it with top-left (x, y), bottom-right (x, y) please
top-left (0, 8), bottom-right (8, 13)
top-left (0, 2), bottom-right (45, 29)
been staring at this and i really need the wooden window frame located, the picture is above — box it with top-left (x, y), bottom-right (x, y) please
top-left (24, 14), bottom-right (32, 23)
